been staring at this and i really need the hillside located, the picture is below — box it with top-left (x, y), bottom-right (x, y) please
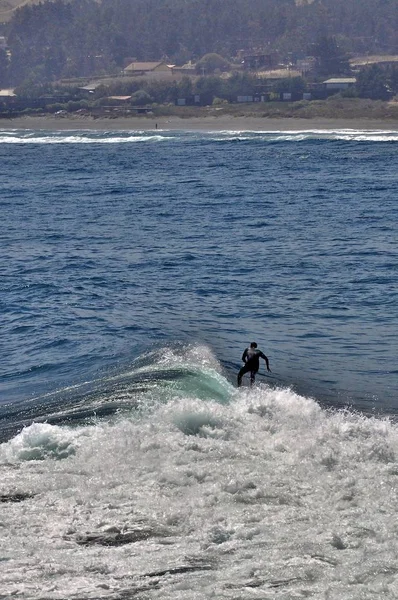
top-left (0, 0), bottom-right (40, 22)
top-left (1, 0), bottom-right (397, 86)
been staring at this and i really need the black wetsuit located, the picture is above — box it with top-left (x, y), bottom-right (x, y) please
top-left (237, 347), bottom-right (269, 387)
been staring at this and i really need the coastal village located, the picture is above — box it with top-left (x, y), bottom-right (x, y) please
top-left (0, 0), bottom-right (398, 120)
top-left (0, 40), bottom-right (398, 117)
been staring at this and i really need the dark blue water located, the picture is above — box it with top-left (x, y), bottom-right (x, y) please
top-left (1, 128), bottom-right (398, 421)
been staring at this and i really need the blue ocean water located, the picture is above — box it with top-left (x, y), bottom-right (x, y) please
top-left (2, 128), bottom-right (397, 416)
top-left (1, 126), bottom-right (398, 599)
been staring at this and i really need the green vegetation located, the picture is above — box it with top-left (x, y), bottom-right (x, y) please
top-left (195, 53), bottom-right (231, 75)
top-left (0, 0), bottom-right (397, 119)
top-left (311, 36), bottom-right (351, 77)
top-left (356, 64), bottom-right (394, 101)
top-left (0, 63), bottom-right (396, 121)
top-left (1, 0), bottom-right (397, 86)
top-left (146, 98), bottom-right (397, 120)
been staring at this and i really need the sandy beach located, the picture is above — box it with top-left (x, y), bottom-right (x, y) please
top-left (1, 114), bottom-right (398, 131)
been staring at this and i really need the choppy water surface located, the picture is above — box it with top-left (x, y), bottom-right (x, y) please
top-left (1, 127), bottom-right (398, 599)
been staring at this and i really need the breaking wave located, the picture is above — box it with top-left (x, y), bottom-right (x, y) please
top-left (0, 128), bottom-right (398, 144)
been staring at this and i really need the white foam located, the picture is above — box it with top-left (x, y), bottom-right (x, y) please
top-left (0, 422), bottom-right (81, 462)
top-left (210, 129), bottom-right (398, 142)
top-left (1, 128), bottom-right (398, 144)
top-left (2, 385), bottom-right (398, 598)
top-left (0, 131), bottom-right (168, 144)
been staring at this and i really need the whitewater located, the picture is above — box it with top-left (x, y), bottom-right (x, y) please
top-left (1, 127), bottom-right (398, 598)
top-left (2, 344), bottom-right (398, 599)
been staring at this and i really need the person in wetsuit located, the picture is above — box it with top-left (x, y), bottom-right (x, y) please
top-left (237, 342), bottom-right (271, 387)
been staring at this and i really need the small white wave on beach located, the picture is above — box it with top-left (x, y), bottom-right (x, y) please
top-left (0, 130), bottom-right (169, 144)
top-left (208, 129), bottom-right (398, 142)
top-left (1, 127), bottom-right (398, 144)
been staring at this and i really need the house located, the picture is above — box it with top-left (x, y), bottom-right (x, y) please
top-left (323, 77), bottom-right (356, 91)
top-left (173, 61), bottom-right (197, 75)
top-left (0, 89), bottom-right (16, 107)
top-left (256, 69), bottom-right (302, 93)
top-left (296, 57), bottom-right (316, 76)
top-left (0, 88), bottom-right (15, 98)
top-left (176, 95), bottom-right (200, 106)
top-left (350, 55), bottom-right (398, 70)
top-left (78, 82), bottom-right (105, 95)
top-left (241, 53), bottom-right (278, 71)
top-left (123, 61), bottom-right (175, 79)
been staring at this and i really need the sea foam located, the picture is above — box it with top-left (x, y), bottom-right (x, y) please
top-left (1, 384), bottom-right (398, 598)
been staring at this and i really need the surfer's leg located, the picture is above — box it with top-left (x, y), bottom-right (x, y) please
top-left (250, 370), bottom-right (258, 386)
top-left (237, 365), bottom-right (249, 387)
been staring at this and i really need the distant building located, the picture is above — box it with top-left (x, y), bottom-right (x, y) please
top-left (173, 61), bottom-right (197, 75)
top-left (296, 57), bottom-right (316, 75)
top-left (350, 55), bottom-right (398, 69)
top-left (256, 69), bottom-right (302, 93)
top-left (242, 53), bottom-right (277, 71)
top-left (323, 77), bottom-right (356, 91)
top-left (175, 95), bottom-right (200, 106)
top-left (0, 88), bottom-right (15, 97)
top-left (106, 96), bottom-right (132, 104)
top-left (0, 89), bottom-right (16, 107)
top-left (78, 82), bottom-right (104, 95)
top-left (123, 61), bottom-right (175, 79)
top-left (237, 95), bottom-right (254, 103)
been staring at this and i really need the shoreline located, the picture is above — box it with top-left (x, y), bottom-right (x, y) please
top-left (1, 114), bottom-right (398, 132)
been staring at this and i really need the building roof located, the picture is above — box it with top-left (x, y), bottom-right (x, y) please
top-left (79, 82), bottom-right (104, 92)
top-left (350, 55), bottom-right (398, 67)
top-left (107, 96), bottom-right (131, 101)
top-left (323, 78), bottom-right (356, 84)
top-left (124, 61), bottom-right (169, 72)
top-left (0, 88), bottom-right (15, 97)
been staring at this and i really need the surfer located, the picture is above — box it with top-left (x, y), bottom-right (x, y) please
top-left (237, 342), bottom-right (271, 387)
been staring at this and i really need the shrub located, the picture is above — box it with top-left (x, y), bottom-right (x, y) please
top-left (67, 100), bottom-right (84, 112)
top-left (46, 103), bottom-right (66, 113)
top-left (212, 97), bottom-right (228, 105)
top-left (131, 89), bottom-right (152, 105)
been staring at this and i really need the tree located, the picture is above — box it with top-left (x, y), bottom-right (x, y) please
top-left (14, 79), bottom-right (52, 99)
top-left (177, 76), bottom-right (193, 98)
top-left (274, 76), bottom-right (306, 94)
top-left (0, 49), bottom-right (8, 87)
top-left (226, 72), bottom-right (258, 99)
top-left (312, 36), bottom-right (350, 77)
top-left (356, 65), bottom-right (392, 100)
top-left (195, 53), bottom-right (230, 75)
top-left (130, 89), bottom-right (152, 105)
top-left (4, 0), bottom-right (398, 86)
top-left (194, 76), bottom-right (226, 105)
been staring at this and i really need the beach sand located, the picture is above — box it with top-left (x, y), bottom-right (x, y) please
top-left (1, 114), bottom-right (398, 131)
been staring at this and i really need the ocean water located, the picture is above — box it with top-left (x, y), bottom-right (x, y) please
top-left (1, 127), bottom-right (398, 599)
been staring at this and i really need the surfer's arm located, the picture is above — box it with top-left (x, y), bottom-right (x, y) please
top-left (241, 349), bottom-right (248, 363)
top-left (259, 352), bottom-right (271, 371)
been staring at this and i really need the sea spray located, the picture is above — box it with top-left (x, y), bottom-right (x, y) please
top-left (2, 380), bottom-right (398, 597)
